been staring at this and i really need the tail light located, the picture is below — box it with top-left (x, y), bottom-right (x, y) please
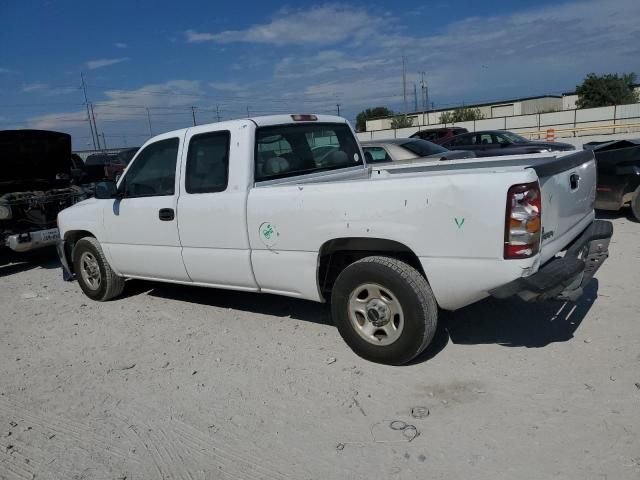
top-left (504, 182), bottom-right (541, 259)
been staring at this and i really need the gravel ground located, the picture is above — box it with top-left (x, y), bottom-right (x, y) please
top-left (1, 214), bottom-right (639, 480)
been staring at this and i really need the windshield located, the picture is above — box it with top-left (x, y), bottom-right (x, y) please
top-left (501, 132), bottom-right (529, 144)
top-left (399, 139), bottom-right (448, 157)
top-left (255, 123), bottom-right (362, 181)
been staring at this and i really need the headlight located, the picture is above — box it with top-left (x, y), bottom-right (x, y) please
top-left (0, 205), bottom-right (12, 220)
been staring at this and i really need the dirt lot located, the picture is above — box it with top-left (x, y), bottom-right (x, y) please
top-left (1, 214), bottom-right (639, 480)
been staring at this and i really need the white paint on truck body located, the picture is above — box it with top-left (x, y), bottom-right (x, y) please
top-left (57, 115), bottom-right (598, 311)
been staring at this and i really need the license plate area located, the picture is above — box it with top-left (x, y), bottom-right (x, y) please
top-left (39, 228), bottom-right (60, 243)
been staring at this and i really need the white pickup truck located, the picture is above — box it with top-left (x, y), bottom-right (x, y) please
top-left (57, 114), bottom-right (612, 365)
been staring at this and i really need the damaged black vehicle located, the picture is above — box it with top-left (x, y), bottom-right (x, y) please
top-left (0, 130), bottom-right (88, 252)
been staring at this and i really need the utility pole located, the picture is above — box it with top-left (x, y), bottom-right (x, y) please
top-left (191, 106), bottom-right (197, 126)
top-left (413, 83), bottom-right (418, 112)
top-left (90, 102), bottom-right (100, 150)
top-left (246, 106), bottom-right (250, 118)
top-left (101, 132), bottom-right (107, 149)
top-left (215, 104), bottom-right (221, 122)
top-left (402, 56), bottom-right (408, 114)
top-left (146, 108), bottom-right (153, 137)
top-left (419, 71), bottom-right (429, 125)
top-left (336, 103), bottom-right (341, 116)
top-left (80, 73), bottom-right (97, 150)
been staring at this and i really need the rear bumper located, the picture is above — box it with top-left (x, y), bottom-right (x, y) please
top-left (490, 220), bottom-right (613, 302)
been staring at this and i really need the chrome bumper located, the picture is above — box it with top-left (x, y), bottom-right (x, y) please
top-left (4, 228), bottom-right (60, 252)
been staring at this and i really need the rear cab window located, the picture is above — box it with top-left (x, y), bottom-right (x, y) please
top-left (185, 131), bottom-right (230, 194)
top-left (362, 147), bottom-right (391, 163)
top-left (400, 140), bottom-right (447, 157)
top-left (255, 123), bottom-right (362, 182)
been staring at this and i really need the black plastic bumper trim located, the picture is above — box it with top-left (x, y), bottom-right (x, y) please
top-left (490, 220), bottom-right (613, 302)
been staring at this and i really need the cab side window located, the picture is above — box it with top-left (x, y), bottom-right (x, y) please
top-left (185, 131), bottom-right (230, 194)
top-left (121, 138), bottom-right (179, 197)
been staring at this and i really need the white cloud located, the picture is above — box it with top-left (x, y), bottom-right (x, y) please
top-left (86, 57), bottom-right (129, 70)
top-left (209, 81), bottom-right (247, 92)
top-left (22, 83), bottom-right (48, 92)
top-left (28, 80), bottom-right (204, 130)
top-left (114, 42), bottom-right (128, 49)
top-left (21, 83), bottom-right (79, 96)
top-left (0, 67), bottom-right (16, 74)
top-left (28, 110), bottom-right (88, 130)
top-left (184, 30), bottom-right (216, 42)
top-left (275, 50), bottom-right (392, 79)
top-left (185, 5), bottom-right (384, 46)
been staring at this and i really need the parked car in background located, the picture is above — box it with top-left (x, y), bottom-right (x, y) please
top-left (410, 127), bottom-right (468, 144)
top-left (584, 139), bottom-right (640, 220)
top-left (441, 130), bottom-right (575, 157)
top-left (84, 147), bottom-right (139, 182)
top-left (70, 153), bottom-right (89, 184)
top-left (361, 139), bottom-right (475, 163)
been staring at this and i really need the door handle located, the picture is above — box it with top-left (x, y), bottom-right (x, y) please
top-left (158, 208), bottom-right (175, 221)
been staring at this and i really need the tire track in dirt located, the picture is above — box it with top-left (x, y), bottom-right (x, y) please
top-left (0, 398), bottom-right (131, 462)
top-left (112, 410), bottom-right (244, 480)
top-left (110, 404), bottom-right (295, 480)
top-left (0, 447), bottom-right (34, 480)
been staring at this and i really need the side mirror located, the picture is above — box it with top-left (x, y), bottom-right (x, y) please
top-left (95, 180), bottom-right (119, 199)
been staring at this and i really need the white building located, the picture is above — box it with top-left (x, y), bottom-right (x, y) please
top-left (365, 88), bottom-right (640, 132)
top-left (365, 95), bottom-right (563, 131)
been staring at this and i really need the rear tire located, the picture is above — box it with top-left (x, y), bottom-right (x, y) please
top-left (331, 256), bottom-right (438, 365)
top-left (631, 186), bottom-right (640, 222)
top-left (73, 237), bottom-right (125, 301)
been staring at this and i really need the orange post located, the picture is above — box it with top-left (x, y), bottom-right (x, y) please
top-left (546, 128), bottom-right (555, 142)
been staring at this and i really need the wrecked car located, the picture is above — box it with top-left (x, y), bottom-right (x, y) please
top-left (0, 129), bottom-right (88, 252)
top-left (584, 139), bottom-right (640, 220)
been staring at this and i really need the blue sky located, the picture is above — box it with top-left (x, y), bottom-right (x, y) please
top-left (1, 0), bottom-right (639, 148)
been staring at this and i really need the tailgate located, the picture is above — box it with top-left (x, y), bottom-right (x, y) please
top-left (534, 150), bottom-right (597, 263)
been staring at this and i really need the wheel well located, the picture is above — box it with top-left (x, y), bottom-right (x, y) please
top-left (317, 238), bottom-right (426, 296)
top-left (63, 230), bottom-right (95, 273)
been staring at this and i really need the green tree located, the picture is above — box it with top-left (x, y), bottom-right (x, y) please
top-left (439, 107), bottom-right (485, 123)
top-left (575, 72), bottom-right (639, 109)
top-left (355, 106), bottom-right (393, 132)
top-left (390, 115), bottom-right (414, 129)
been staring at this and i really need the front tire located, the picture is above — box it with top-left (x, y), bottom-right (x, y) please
top-left (331, 256), bottom-right (438, 365)
top-left (73, 237), bottom-right (125, 301)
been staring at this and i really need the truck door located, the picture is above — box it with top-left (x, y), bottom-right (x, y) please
top-left (177, 125), bottom-right (258, 291)
top-left (102, 134), bottom-right (190, 281)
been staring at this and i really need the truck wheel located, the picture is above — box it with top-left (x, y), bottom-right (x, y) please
top-left (331, 256), bottom-right (438, 365)
top-left (631, 186), bottom-right (640, 222)
top-left (72, 237), bottom-right (125, 301)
